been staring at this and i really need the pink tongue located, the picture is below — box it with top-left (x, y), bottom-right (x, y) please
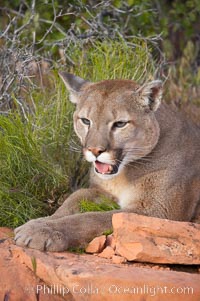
top-left (95, 161), bottom-right (110, 174)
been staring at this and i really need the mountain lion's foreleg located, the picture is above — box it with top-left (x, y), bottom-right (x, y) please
top-left (51, 188), bottom-right (117, 218)
top-left (14, 188), bottom-right (119, 251)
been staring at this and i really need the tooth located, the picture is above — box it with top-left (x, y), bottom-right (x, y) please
top-left (108, 165), bottom-right (113, 171)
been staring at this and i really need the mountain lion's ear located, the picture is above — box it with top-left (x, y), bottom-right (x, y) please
top-left (136, 80), bottom-right (162, 112)
top-left (59, 72), bottom-right (89, 104)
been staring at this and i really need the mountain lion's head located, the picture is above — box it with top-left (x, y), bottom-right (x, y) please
top-left (60, 73), bottom-right (162, 178)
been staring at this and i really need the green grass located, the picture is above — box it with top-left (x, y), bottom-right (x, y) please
top-left (0, 82), bottom-right (81, 227)
top-left (0, 40), bottom-right (155, 228)
top-left (31, 257), bottom-right (37, 275)
top-left (103, 229), bottom-right (113, 236)
top-left (80, 197), bottom-right (120, 213)
top-left (67, 247), bottom-right (85, 254)
top-left (0, 113), bottom-right (67, 227)
top-left (65, 39), bottom-right (156, 82)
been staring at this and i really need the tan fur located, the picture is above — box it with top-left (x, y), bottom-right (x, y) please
top-left (14, 74), bottom-right (200, 251)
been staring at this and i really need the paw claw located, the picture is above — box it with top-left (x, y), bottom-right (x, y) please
top-left (24, 237), bottom-right (32, 246)
top-left (43, 238), bottom-right (52, 251)
top-left (14, 233), bottom-right (21, 242)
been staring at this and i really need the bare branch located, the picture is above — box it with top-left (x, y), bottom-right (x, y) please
top-left (0, 0), bottom-right (164, 114)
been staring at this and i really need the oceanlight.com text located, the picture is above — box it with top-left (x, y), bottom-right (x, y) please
top-left (34, 283), bottom-right (194, 297)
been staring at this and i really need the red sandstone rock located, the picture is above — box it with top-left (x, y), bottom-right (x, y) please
top-left (0, 228), bottom-right (64, 301)
top-left (0, 228), bottom-right (200, 301)
top-left (85, 235), bottom-right (106, 253)
top-left (98, 246), bottom-right (115, 259)
top-left (112, 255), bottom-right (127, 264)
top-left (113, 213), bottom-right (200, 264)
top-left (13, 244), bottom-right (200, 301)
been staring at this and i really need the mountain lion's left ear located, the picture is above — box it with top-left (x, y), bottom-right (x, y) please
top-left (59, 72), bottom-right (89, 104)
top-left (137, 80), bottom-right (163, 112)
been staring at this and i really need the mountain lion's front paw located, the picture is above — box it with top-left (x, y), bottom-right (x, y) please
top-left (14, 219), bottom-right (68, 251)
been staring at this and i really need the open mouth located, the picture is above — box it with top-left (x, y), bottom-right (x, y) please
top-left (94, 160), bottom-right (119, 175)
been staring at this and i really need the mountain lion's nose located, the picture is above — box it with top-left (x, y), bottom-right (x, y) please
top-left (88, 147), bottom-right (106, 157)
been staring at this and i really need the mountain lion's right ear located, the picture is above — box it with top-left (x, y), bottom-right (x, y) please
top-left (59, 72), bottom-right (89, 104)
top-left (136, 80), bottom-right (162, 112)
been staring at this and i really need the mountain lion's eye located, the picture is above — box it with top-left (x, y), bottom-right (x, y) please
top-left (80, 118), bottom-right (90, 126)
top-left (113, 121), bottom-right (128, 128)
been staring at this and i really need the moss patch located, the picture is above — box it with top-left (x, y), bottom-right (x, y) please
top-left (67, 247), bottom-right (85, 254)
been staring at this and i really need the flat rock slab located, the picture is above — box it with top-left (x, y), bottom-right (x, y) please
top-left (0, 228), bottom-right (200, 301)
top-left (0, 228), bottom-right (65, 301)
top-left (113, 212), bottom-right (200, 264)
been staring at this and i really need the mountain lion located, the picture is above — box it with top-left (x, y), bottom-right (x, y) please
top-left (14, 73), bottom-right (200, 251)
